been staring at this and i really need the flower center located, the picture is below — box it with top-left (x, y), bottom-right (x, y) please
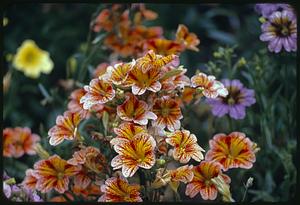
top-left (25, 51), bottom-right (36, 63)
top-left (227, 97), bottom-right (235, 105)
top-left (161, 107), bottom-right (170, 117)
top-left (204, 180), bottom-right (212, 186)
top-left (280, 25), bottom-right (290, 36)
top-left (57, 172), bottom-right (64, 180)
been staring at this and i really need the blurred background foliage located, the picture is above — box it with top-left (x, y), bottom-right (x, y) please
top-left (3, 3), bottom-right (297, 202)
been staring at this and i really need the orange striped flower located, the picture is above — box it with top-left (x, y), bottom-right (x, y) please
top-left (185, 161), bottom-right (231, 200)
top-left (93, 9), bottom-right (113, 32)
top-left (80, 78), bottom-right (115, 110)
top-left (152, 96), bottom-right (183, 131)
top-left (191, 72), bottom-right (228, 98)
top-left (3, 127), bottom-right (40, 158)
top-left (68, 146), bottom-right (107, 174)
top-left (110, 122), bottom-right (147, 146)
top-left (144, 39), bottom-right (184, 56)
top-left (72, 183), bottom-right (102, 200)
top-left (117, 93), bottom-right (157, 125)
top-left (98, 177), bottom-right (142, 202)
top-left (111, 133), bottom-right (156, 177)
top-left (176, 24), bottom-right (200, 51)
top-left (161, 66), bottom-right (190, 92)
top-left (205, 132), bottom-right (256, 171)
top-left (135, 50), bottom-right (179, 73)
top-left (105, 62), bottom-right (133, 85)
top-left (170, 165), bottom-right (194, 183)
top-left (73, 169), bottom-right (92, 189)
top-left (34, 155), bottom-right (81, 193)
top-left (166, 130), bottom-right (205, 163)
top-left (22, 169), bottom-right (38, 190)
top-left (48, 111), bottom-right (82, 146)
top-left (67, 88), bottom-right (90, 119)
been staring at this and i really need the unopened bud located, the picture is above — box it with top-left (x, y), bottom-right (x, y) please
top-left (156, 159), bottom-right (166, 166)
top-left (34, 143), bottom-right (50, 159)
top-left (213, 52), bottom-right (222, 58)
top-left (237, 57), bottom-right (247, 67)
top-left (259, 17), bottom-right (266, 23)
top-left (246, 177), bottom-right (254, 188)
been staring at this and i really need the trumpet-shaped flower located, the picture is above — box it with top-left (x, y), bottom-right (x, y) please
top-left (98, 177), bottom-right (142, 202)
top-left (13, 40), bottom-right (53, 78)
top-left (110, 122), bottom-right (147, 146)
top-left (68, 146), bottom-right (107, 174)
top-left (111, 133), bottom-right (156, 177)
top-left (205, 132), bottom-right (256, 171)
top-left (3, 127), bottom-right (40, 158)
top-left (80, 78), bottom-right (115, 110)
top-left (33, 155), bottom-right (81, 193)
top-left (185, 161), bottom-right (231, 200)
top-left (104, 62), bottom-right (133, 85)
top-left (152, 96), bottom-right (183, 131)
top-left (48, 111), bottom-right (82, 146)
top-left (206, 79), bottom-right (256, 119)
top-left (22, 169), bottom-right (38, 190)
top-left (135, 50), bottom-right (179, 73)
top-left (67, 88), bottom-right (90, 119)
top-left (166, 130), bottom-right (205, 163)
top-left (176, 24), bottom-right (200, 51)
top-left (144, 39), bottom-right (183, 56)
top-left (117, 93), bottom-right (157, 125)
top-left (170, 165), bottom-right (194, 183)
top-left (191, 72), bottom-right (228, 98)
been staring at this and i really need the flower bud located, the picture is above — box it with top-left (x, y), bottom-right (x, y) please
top-left (237, 57), bottom-right (247, 67)
top-left (34, 143), bottom-right (50, 159)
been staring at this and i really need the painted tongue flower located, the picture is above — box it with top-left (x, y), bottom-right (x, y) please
top-left (259, 10), bottom-right (297, 53)
top-left (110, 122), bottom-right (147, 146)
top-left (191, 72), bottom-right (228, 98)
top-left (166, 130), bottom-right (205, 163)
top-left (255, 3), bottom-right (293, 18)
top-left (80, 78), bottom-right (115, 110)
top-left (111, 133), bottom-right (156, 177)
top-left (67, 88), bottom-right (90, 119)
top-left (48, 111), bottom-right (82, 146)
top-left (117, 93), bottom-right (157, 125)
top-left (143, 39), bottom-right (183, 56)
top-left (205, 132), bottom-right (256, 171)
top-left (3, 127), bottom-right (40, 158)
top-left (98, 177), bottom-right (142, 202)
top-left (104, 62), bottom-right (133, 85)
top-left (33, 155), bottom-right (81, 193)
top-left (185, 161), bottom-right (231, 200)
top-left (206, 79), bottom-right (256, 120)
top-left (176, 24), bottom-right (200, 51)
top-left (152, 96), bottom-right (183, 131)
top-left (22, 169), bottom-right (38, 190)
top-left (135, 49), bottom-right (179, 73)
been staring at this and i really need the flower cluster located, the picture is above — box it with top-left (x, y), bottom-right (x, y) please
top-left (92, 4), bottom-right (200, 58)
top-left (255, 3), bottom-right (297, 53)
top-left (3, 127), bottom-right (40, 158)
top-left (7, 4), bottom-right (261, 202)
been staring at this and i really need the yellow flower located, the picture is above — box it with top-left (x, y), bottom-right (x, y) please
top-left (13, 40), bottom-right (54, 78)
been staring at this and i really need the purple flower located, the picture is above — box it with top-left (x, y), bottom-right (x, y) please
top-left (255, 3), bottom-right (293, 18)
top-left (3, 182), bottom-right (12, 198)
top-left (206, 79), bottom-right (256, 120)
top-left (260, 10), bottom-right (297, 53)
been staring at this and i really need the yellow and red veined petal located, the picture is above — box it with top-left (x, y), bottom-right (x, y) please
top-left (125, 64), bottom-right (162, 95)
top-left (144, 39), bottom-right (184, 56)
top-left (67, 88), bottom-right (90, 119)
top-left (117, 93), bottom-right (157, 125)
top-left (107, 62), bottom-right (133, 85)
top-left (3, 128), bottom-right (15, 157)
top-left (176, 24), bottom-right (200, 51)
top-left (67, 148), bottom-right (87, 165)
top-left (22, 169), bottom-right (38, 189)
top-left (170, 165), bottom-right (194, 183)
top-left (186, 161), bottom-right (230, 200)
top-left (191, 72), bottom-right (228, 98)
top-left (48, 111), bottom-right (82, 146)
top-left (73, 169), bottom-right (91, 189)
top-left (80, 78), bottom-right (115, 110)
top-left (205, 132), bottom-right (256, 171)
top-left (93, 9), bottom-right (113, 32)
top-left (111, 122), bottom-right (147, 146)
top-left (152, 96), bottom-right (183, 131)
top-left (166, 130), bottom-right (205, 163)
top-left (34, 155), bottom-right (80, 193)
top-left (135, 49), bottom-right (179, 73)
top-left (112, 133), bottom-right (156, 177)
top-left (99, 177), bottom-right (142, 202)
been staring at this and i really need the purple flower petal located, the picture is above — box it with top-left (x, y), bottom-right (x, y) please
top-left (229, 105), bottom-right (246, 119)
top-left (231, 79), bottom-right (243, 89)
top-left (211, 103), bottom-right (229, 117)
